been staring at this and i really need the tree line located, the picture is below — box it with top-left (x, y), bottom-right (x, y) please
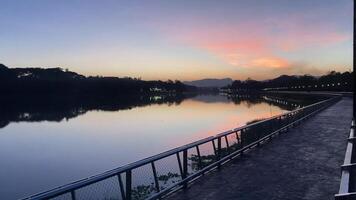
top-left (225, 71), bottom-right (354, 92)
top-left (1, 63), bottom-right (353, 95)
top-left (0, 64), bottom-right (196, 96)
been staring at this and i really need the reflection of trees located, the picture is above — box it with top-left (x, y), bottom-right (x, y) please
top-left (0, 121), bottom-right (9, 129)
top-left (227, 94), bottom-right (262, 106)
top-left (0, 93), bottom-right (197, 129)
top-left (0, 64), bottom-right (201, 129)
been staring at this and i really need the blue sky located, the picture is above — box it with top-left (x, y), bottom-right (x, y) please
top-left (0, 0), bottom-right (353, 80)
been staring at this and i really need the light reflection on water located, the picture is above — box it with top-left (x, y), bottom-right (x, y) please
top-left (0, 94), bottom-right (293, 199)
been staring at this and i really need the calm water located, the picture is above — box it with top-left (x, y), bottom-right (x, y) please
top-left (0, 94), bottom-right (303, 199)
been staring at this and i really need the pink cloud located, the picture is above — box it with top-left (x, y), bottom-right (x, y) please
top-left (150, 13), bottom-right (350, 70)
top-left (271, 20), bottom-right (350, 52)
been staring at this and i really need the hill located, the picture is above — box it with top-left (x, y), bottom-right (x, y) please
top-left (0, 64), bottom-right (197, 95)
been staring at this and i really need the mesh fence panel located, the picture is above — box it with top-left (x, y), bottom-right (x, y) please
top-left (197, 142), bottom-right (216, 169)
top-left (187, 147), bottom-right (198, 174)
top-left (259, 121), bottom-right (271, 137)
top-left (280, 115), bottom-right (288, 127)
top-left (119, 173), bottom-right (126, 195)
top-left (75, 176), bottom-right (122, 200)
top-left (226, 132), bottom-right (239, 152)
top-left (219, 136), bottom-right (229, 157)
top-left (131, 164), bottom-right (156, 200)
top-left (290, 113), bottom-right (296, 123)
top-left (154, 154), bottom-right (182, 191)
top-left (242, 127), bottom-right (255, 146)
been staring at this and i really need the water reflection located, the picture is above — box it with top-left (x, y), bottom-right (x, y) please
top-left (0, 93), bottom-right (321, 130)
top-left (0, 93), bottom-right (325, 199)
top-left (0, 94), bottom-right (192, 129)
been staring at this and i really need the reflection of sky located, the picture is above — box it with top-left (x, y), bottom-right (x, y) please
top-left (0, 0), bottom-right (352, 80)
top-left (0, 96), bottom-right (286, 199)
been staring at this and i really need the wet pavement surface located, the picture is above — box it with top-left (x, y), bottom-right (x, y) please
top-left (167, 97), bottom-right (353, 200)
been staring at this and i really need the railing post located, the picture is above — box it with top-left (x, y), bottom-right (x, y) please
top-left (256, 125), bottom-right (261, 146)
top-left (151, 162), bottom-right (160, 192)
top-left (126, 170), bottom-right (132, 200)
top-left (236, 131), bottom-right (240, 144)
top-left (212, 140), bottom-right (217, 156)
top-left (117, 174), bottom-right (126, 200)
top-left (196, 145), bottom-right (202, 170)
top-left (217, 137), bottom-right (222, 169)
top-left (240, 129), bottom-right (244, 156)
top-left (225, 135), bottom-right (230, 151)
top-left (285, 114), bottom-right (289, 130)
top-left (176, 152), bottom-right (183, 177)
top-left (182, 149), bottom-right (188, 189)
top-left (70, 190), bottom-right (76, 200)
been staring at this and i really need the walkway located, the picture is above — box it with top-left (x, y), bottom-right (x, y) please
top-left (167, 97), bottom-right (353, 200)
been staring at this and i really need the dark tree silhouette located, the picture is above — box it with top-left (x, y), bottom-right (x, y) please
top-left (0, 64), bottom-right (197, 95)
top-left (226, 71), bottom-right (353, 92)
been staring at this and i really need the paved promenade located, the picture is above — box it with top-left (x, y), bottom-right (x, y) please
top-left (168, 97), bottom-right (353, 200)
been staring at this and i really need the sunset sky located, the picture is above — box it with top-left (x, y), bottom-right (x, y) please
top-left (0, 0), bottom-right (353, 80)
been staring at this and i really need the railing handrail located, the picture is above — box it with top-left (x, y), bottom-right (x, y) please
top-left (335, 119), bottom-right (356, 199)
top-left (22, 95), bottom-right (341, 200)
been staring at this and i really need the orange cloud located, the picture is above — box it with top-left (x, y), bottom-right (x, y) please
top-left (200, 40), bottom-right (289, 69)
top-left (217, 53), bottom-right (290, 69)
top-left (251, 57), bottom-right (289, 68)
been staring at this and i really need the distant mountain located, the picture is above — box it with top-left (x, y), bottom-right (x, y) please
top-left (184, 78), bottom-right (233, 88)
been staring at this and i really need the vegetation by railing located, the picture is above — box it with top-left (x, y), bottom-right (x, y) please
top-left (335, 120), bottom-right (356, 200)
top-left (22, 95), bottom-right (341, 200)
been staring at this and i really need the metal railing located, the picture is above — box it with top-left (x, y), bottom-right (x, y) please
top-left (22, 95), bottom-right (341, 200)
top-left (335, 119), bottom-right (356, 200)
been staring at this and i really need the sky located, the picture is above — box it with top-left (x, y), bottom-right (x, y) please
top-left (0, 0), bottom-right (353, 81)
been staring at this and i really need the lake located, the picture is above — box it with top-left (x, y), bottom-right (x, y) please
top-left (0, 93), bottom-right (320, 199)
